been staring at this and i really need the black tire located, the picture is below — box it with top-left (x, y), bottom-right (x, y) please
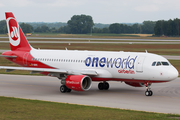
top-left (98, 83), bottom-right (104, 90)
top-left (145, 91), bottom-right (150, 96)
top-left (149, 91), bottom-right (153, 96)
top-left (104, 82), bottom-right (109, 90)
top-left (145, 90), bottom-right (153, 96)
top-left (66, 88), bottom-right (72, 93)
top-left (60, 85), bottom-right (67, 93)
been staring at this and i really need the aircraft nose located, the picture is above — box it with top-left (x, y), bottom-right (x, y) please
top-left (168, 67), bottom-right (179, 80)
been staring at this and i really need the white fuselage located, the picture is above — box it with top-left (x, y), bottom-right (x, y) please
top-left (30, 49), bottom-right (178, 82)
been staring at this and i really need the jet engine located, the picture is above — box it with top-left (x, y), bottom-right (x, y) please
top-left (65, 75), bottom-right (92, 91)
top-left (125, 82), bottom-right (145, 87)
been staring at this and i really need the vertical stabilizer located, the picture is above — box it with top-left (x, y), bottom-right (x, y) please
top-left (5, 12), bottom-right (31, 51)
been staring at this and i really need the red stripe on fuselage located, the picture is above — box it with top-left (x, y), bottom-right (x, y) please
top-left (90, 77), bottom-right (169, 83)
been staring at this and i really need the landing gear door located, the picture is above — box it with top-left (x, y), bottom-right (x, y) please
top-left (136, 56), bottom-right (146, 72)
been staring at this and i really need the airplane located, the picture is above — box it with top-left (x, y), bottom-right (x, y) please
top-left (0, 12), bottom-right (179, 96)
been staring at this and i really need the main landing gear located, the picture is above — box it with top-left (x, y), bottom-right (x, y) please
top-left (145, 83), bottom-right (153, 96)
top-left (59, 74), bottom-right (72, 93)
top-left (60, 85), bottom-right (72, 93)
top-left (98, 82), bottom-right (109, 90)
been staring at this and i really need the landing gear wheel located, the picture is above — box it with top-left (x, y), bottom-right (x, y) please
top-left (104, 82), bottom-right (109, 90)
top-left (149, 90), bottom-right (153, 96)
top-left (98, 83), bottom-right (104, 90)
top-left (98, 82), bottom-right (109, 90)
top-left (66, 88), bottom-right (72, 93)
top-left (145, 90), bottom-right (153, 96)
top-left (60, 85), bottom-right (67, 93)
top-left (145, 91), bottom-right (149, 96)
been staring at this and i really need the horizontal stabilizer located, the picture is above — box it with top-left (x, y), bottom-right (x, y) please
top-left (0, 55), bottom-right (17, 58)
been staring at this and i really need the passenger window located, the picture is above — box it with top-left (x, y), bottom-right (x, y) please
top-left (152, 62), bottom-right (156, 66)
top-left (156, 62), bottom-right (161, 66)
top-left (161, 62), bottom-right (169, 66)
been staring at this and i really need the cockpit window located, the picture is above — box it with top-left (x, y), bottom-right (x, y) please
top-left (161, 62), bottom-right (169, 66)
top-left (152, 62), bottom-right (156, 66)
top-left (152, 61), bottom-right (170, 66)
top-left (156, 61), bottom-right (161, 66)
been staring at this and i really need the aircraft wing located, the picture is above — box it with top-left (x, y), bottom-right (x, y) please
top-left (0, 66), bottom-right (98, 76)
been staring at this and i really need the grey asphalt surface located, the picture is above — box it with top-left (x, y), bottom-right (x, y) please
top-left (0, 74), bottom-right (180, 114)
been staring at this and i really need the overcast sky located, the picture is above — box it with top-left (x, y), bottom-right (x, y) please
top-left (0, 0), bottom-right (180, 24)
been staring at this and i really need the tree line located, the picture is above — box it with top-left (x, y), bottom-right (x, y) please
top-left (0, 15), bottom-right (179, 36)
top-left (154, 18), bottom-right (180, 36)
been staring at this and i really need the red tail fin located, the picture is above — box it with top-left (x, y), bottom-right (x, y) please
top-left (5, 12), bottom-right (31, 51)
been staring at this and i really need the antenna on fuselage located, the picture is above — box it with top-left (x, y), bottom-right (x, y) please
top-left (145, 50), bottom-right (148, 53)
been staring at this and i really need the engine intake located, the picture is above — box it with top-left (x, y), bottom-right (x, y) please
top-left (65, 75), bottom-right (92, 91)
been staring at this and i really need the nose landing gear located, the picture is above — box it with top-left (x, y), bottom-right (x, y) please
top-left (145, 83), bottom-right (153, 96)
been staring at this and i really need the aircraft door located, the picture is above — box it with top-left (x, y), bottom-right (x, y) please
top-left (136, 56), bottom-right (146, 72)
top-left (23, 52), bottom-right (29, 66)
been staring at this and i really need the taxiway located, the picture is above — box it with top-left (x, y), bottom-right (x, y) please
top-left (0, 74), bottom-right (180, 114)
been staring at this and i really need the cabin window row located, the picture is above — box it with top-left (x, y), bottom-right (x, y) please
top-left (31, 58), bottom-right (85, 63)
top-left (31, 58), bottom-right (133, 65)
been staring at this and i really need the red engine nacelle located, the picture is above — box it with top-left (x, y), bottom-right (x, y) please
top-left (65, 75), bottom-right (92, 91)
top-left (125, 82), bottom-right (144, 87)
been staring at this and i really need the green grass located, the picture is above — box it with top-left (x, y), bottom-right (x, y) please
top-left (0, 96), bottom-right (179, 120)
